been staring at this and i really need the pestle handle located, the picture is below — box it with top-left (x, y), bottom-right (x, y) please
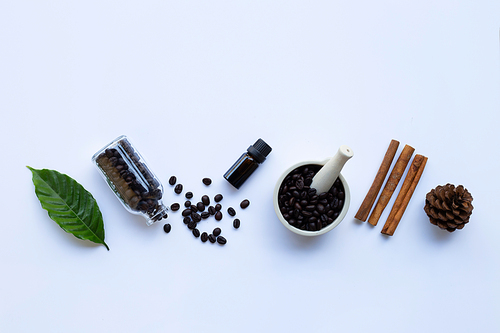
top-left (310, 145), bottom-right (353, 194)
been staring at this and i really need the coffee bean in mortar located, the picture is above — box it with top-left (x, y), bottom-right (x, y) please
top-left (192, 228), bottom-right (200, 238)
top-left (214, 211), bottom-right (223, 221)
top-left (233, 218), bottom-right (240, 229)
top-left (277, 164), bottom-right (345, 231)
top-left (201, 232), bottom-right (208, 242)
top-left (163, 223), bottom-right (171, 233)
top-left (169, 176), bottom-right (177, 186)
top-left (201, 195), bottom-right (210, 206)
top-left (213, 227), bottom-right (221, 237)
top-left (174, 184), bottom-right (183, 194)
top-left (208, 234), bottom-right (216, 243)
top-left (185, 191), bottom-right (193, 199)
top-left (214, 194), bottom-right (223, 202)
top-left (170, 203), bottom-right (180, 211)
top-left (202, 178), bottom-right (212, 186)
top-left (217, 236), bottom-right (227, 245)
top-left (227, 207), bottom-right (236, 217)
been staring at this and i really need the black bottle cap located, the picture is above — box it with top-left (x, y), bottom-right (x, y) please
top-left (247, 138), bottom-right (272, 163)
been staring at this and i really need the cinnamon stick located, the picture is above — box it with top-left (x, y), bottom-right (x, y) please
top-left (355, 139), bottom-right (400, 221)
top-left (381, 155), bottom-right (423, 235)
top-left (367, 144), bottom-right (415, 226)
top-left (381, 156), bottom-right (427, 236)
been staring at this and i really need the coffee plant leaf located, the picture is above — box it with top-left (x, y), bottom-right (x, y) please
top-left (27, 166), bottom-right (109, 250)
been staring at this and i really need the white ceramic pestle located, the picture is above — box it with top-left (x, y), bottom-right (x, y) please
top-left (310, 145), bottom-right (353, 194)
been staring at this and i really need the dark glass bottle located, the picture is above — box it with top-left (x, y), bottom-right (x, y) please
top-left (223, 138), bottom-right (272, 189)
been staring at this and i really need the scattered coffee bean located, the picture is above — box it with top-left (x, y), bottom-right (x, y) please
top-left (190, 204), bottom-right (198, 213)
top-left (196, 202), bottom-right (205, 212)
top-left (215, 211), bottom-right (223, 221)
top-left (202, 178), bottom-right (212, 186)
top-left (217, 236), bottom-right (227, 245)
top-left (215, 203), bottom-right (222, 211)
top-left (185, 191), bottom-right (193, 199)
top-left (181, 209), bottom-right (192, 217)
top-left (208, 206), bottom-right (216, 215)
top-left (233, 218), bottom-right (240, 229)
top-left (201, 195), bottom-right (210, 206)
top-left (170, 203), bottom-right (180, 211)
top-left (213, 227), bottom-right (221, 237)
top-left (184, 200), bottom-right (191, 208)
top-left (187, 221), bottom-right (197, 230)
top-left (240, 199), bottom-right (250, 209)
top-left (214, 194), bottom-right (223, 202)
top-left (208, 234), bottom-right (216, 243)
top-left (192, 228), bottom-right (200, 238)
top-left (174, 184), bottom-right (183, 194)
top-left (201, 232), bottom-right (208, 242)
top-left (201, 212), bottom-right (210, 219)
top-left (183, 217), bottom-right (190, 224)
top-left (168, 176), bottom-right (177, 185)
top-left (191, 212), bottom-right (201, 222)
top-left (163, 223), bottom-right (171, 233)
top-left (227, 207), bottom-right (236, 217)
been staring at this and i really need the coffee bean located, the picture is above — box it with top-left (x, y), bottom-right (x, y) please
top-left (163, 223), bottom-right (171, 233)
top-left (192, 228), bottom-right (200, 238)
top-left (174, 184), bottom-right (183, 194)
top-left (215, 211), bottom-right (223, 221)
top-left (217, 236), bottom-right (227, 245)
top-left (201, 232), bottom-right (208, 242)
top-left (183, 217), bottom-right (191, 224)
top-left (190, 204), bottom-right (198, 213)
top-left (201, 212), bottom-right (210, 219)
top-left (170, 203), bottom-right (180, 211)
top-left (187, 221), bottom-right (196, 230)
top-left (169, 176), bottom-right (177, 185)
top-left (185, 191), bottom-right (193, 199)
top-left (181, 209), bottom-right (192, 217)
top-left (208, 234), bottom-right (216, 243)
top-left (240, 199), bottom-right (250, 209)
top-left (213, 227), bottom-right (221, 237)
top-left (233, 218), bottom-right (240, 229)
top-left (184, 200), bottom-right (191, 207)
top-left (214, 194), bottom-right (223, 202)
top-left (191, 212), bottom-right (201, 222)
top-left (201, 195), bottom-right (210, 206)
top-left (215, 203), bottom-right (222, 211)
top-left (202, 178), bottom-right (212, 186)
top-left (227, 207), bottom-right (236, 217)
top-left (196, 202), bottom-right (205, 212)
top-left (208, 206), bottom-right (216, 215)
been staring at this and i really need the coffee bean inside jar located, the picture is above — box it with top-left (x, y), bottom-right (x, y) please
top-left (93, 135), bottom-right (168, 226)
top-left (277, 164), bottom-right (345, 232)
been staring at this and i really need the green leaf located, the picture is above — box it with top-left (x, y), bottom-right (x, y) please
top-left (27, 166), bottom-right (109, 250)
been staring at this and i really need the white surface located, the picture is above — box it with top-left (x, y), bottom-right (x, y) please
top-left (1, 1), bottom-right (499, 332)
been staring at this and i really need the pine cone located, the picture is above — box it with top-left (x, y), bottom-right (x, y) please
top-left (424, 184), bottom-right (473, 232)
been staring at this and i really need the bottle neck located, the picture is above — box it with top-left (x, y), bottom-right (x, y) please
top-left (145, 202), bottom-right (168, 226)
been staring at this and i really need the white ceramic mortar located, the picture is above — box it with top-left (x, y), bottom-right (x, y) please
top-left (273, 159), bottom-right (351, 236)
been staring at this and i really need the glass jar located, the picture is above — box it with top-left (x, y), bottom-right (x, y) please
top-left (92, 135), bottom-right (168, 226)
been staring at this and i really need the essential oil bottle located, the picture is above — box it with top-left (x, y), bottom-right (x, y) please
top-left (223, 138), bottom-right (272, 189)
top-left (92, 135), bottom-right (168, 226)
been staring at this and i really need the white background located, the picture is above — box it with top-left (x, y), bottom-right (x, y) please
top-left (1, 1), bottom-right (499, 332)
